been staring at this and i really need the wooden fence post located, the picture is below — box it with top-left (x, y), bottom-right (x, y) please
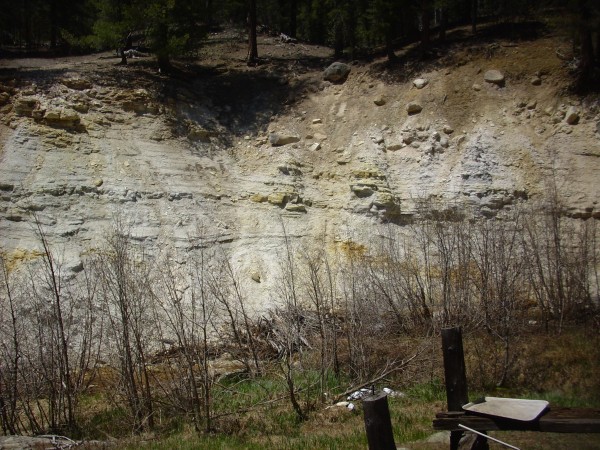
top-left (442, 327), bottom-right (469, 411)
top-left (441, 327), bottom-right (490, 450)
top-left (363, 391), bottom-right (396, 450)
top-left (442, 327), bottom-right (469, 450)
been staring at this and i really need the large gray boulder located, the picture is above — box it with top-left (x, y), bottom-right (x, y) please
top-left (323, 62), bottom-right (351, 83)
top-left (484, 69), bottom-right (505, 86)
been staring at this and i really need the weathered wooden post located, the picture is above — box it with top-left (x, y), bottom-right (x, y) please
top-left (441, 327), bottom-right (490, 450)
top-left (442, 327), bottom-right (469, 450)
top-left (363, 391), bottom-right (396, 450)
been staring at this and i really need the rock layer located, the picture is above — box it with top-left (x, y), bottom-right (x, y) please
top-left (1, 39), bottom-right (600, 312)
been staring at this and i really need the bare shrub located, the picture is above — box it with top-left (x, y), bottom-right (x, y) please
top-left (206, 248), bottom-right (262, 377)
top-left (470, 212), bottom-right (530, 386)
top-left (522, 197), bottom-right (597, 333)
top-left (151, 242), bottom-right (219, 432)
top-left (0, 255), bottom-right (24, 434)
top-left (0, 219), bottom-right (102, 435)
top-left (92, 217), bottom-right (156, 432)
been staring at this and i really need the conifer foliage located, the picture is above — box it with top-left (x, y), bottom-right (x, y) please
top-left (0, 1), bottom-right (598, 86)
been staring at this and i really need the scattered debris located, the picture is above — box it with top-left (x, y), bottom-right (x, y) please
top-left (347, 388), bottom-right (373, 400)
top-left (280, 33), bottom-right (298, 44)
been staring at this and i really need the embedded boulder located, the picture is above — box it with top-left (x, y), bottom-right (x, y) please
top-left (44, 107), bottom-right (81, 128)
top-left (323, 62), bottom-right (351, 83)
top-left (251, 271), bottom-right (261, 283)
top-left (268, 192), bottom-right (289, 206)
top-left (351, 184), bottom-right (376, 197)
top-left (188, 126), bottom-right (212, 142)
top-left (484, 70), bottom-right (505, 86)
top-left (250, 193), bottom-right (268, 203)
top-left (269, 133), bottom-right (300, 146)
top-left (372, 191), bottom-right (395, 208)
top-left (565, 107), bottom-right (580, 125)
top-left (121, 89), bottom-right (159, 114)
top-left (413, 78), bottom-right (429, 89)
top-left (62, 77), bottom-right (92, 90)
top-left (285, 203), bottom-right (306, 212)
top-left (374, 96), bottom-right (386, 106)
top-left (407, 102), bottom-right (423, 115)
top-left (14, 96), bottom-right (39, 116)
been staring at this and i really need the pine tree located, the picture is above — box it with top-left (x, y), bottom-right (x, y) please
top-left (248, 0), bottom-right (259, 64)
top-left (92, 0), bottom-right (207, 72)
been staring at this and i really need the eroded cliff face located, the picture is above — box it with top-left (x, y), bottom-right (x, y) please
top-left (1, 33), bottom-right (599, 311)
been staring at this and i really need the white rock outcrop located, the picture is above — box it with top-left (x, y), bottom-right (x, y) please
top-left (1, 47), bottom-right (599, 313)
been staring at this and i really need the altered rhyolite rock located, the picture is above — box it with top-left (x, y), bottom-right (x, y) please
top-left (267, 192), bottom-right (289, 205)
top-left (2, 39), bottom-right (599, 315)
top-left (250, 193), bottom-right (268, 203)
top-left (14, 96), bottom-right (39, 116)
top-left (44, 107), bottom-right (80, 128)
top-left (121, 88), bottom-right (159, 114)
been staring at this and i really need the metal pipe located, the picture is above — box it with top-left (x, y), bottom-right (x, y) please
top-left (458, 424), bottom-right (520, 450)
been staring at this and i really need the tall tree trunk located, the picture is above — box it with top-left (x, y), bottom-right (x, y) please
top-left (290, 0), bottom-right (297, 38)
top-left (50, 0), bottom-right (57, 49)
top-left (334, 21), bottom-right (344, 58)
top-left (439, 6), bottom-right (447, 42)
top-left (421, 0), bottom-right (431, 50)
top-left (471, 0), bottom-right (478, 34)
top-left (385, 30), bottom-right (396, 61)
top-left (578, 30), bottom-right (594, 88)
top-left (577, 0), bottom-right (594, 89)
top-left (596, 29), bottom-right (600, 64)
top-left (248, 0), bottom-right (258, 64)
top-left (24, 0), bottom-right (32, 49)
top-left (156, 20), bottom-right (172, 73)
top-left (206, 0), bottom-right (213, 28)
top-left (157, 54), bottom-right (172, 73)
